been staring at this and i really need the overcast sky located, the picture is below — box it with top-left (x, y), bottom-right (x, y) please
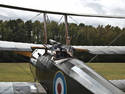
top-left (0, 0), bottom-right (125, 28)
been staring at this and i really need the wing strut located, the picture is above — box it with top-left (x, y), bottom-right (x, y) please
top-left (64, 15), bottom-right (70, 45)
top-left (43, 13), bottom-right (47, 44)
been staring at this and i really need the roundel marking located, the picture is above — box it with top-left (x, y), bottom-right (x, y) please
top-left (53, 71), bottom-right (67, 94)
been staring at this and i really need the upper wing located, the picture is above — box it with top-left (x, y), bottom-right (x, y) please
top-left (73, 46), bottom-right (125, 54)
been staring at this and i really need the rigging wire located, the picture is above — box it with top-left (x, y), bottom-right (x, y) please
top-left (69, 16), bottom-right (79, 24)
top-left (46, 14), bottom-right (50, 23)
top-left (28, 13), bottom-right (42, 21)
top-left (11, 54), bottom-right (36, 82)
top-left (0, 14), bottom-right (36, 81)
top-left (58, 16), bottom-right (63, 24)
top-left (29, 63), bottom-right (37, 82)
top-left (8, 53), bottom-right (33, 78)
top-left (87, 31), bottom-right (124, 63)
top-left (1, 4), bottom-right (125, 80)
top-left (28, 13), bottom-right (44, 82)
top-left (0, 12), bottom-right (42, 21)
top-left (0, 13), bottom-right (42, 81)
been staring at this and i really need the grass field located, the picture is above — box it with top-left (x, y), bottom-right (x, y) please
top-left (87, 63), bottom-right (125, 80)
top-left (0, 63), bottom-right (34, 82)
top-left (0, 63), bottom-right (125, 82)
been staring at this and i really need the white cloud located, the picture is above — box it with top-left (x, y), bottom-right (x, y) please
top-left (0, 0), bottom-right (125, 28)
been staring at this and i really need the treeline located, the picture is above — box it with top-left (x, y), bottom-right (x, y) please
top-left (0, 19), bottom-right (125, 62)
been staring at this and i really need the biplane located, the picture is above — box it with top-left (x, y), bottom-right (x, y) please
top-left (0, 4), bottom-right (125, 94)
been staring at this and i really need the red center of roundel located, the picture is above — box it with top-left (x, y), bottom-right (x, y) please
top-left (57, 83), bottom-right (62, 94)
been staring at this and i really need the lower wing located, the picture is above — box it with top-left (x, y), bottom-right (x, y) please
top-left (0, 41), bottom-right (44, 57)
top-left (0, 82), bottom-right (46, 94)
top-left (73, 46), bottom-right (125, 54)
top-left (1, 41), bottom-right (125, 55)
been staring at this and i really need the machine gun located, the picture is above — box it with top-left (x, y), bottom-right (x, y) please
top-left (43, 39), bottom-right (73, 59)
top-left (31, 39), bottom-right (73, 70)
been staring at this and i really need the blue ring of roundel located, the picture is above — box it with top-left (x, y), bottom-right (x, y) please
top-left (53, 71), bottom-right (67, 94)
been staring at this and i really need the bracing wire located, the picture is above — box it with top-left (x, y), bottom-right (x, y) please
top-left (46, 14), bottom-right (50, 23)
top-left (58, 16), bottom-right (63, 24)
top-left (1, 4), bottom-right (125, 80)
top-left (8, 53), bottom-right (33, 78)
top-left (28, 13), bottom-right (42, 21)
top-left (69, 16), bottom-right (79, 24)
top-left (29, 63), bottom-right (37, 82)
top-left (13, 56), bottom-right (36, 81)
top-left (0, 14), bottom-right (36, 80)
top-left (87, 31), bottom-right (124, 63)
top-left (0, 13), bottom-right (42, 81)
top-left (0, 11), bottom-right (42, 22)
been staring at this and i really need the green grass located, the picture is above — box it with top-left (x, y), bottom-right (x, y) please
top-left (0, 63), bottom-right (125, 81)
top-left (0, 63), bottom-right (34, 82)
top-left (87, 63), bottom-right (125, 80)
